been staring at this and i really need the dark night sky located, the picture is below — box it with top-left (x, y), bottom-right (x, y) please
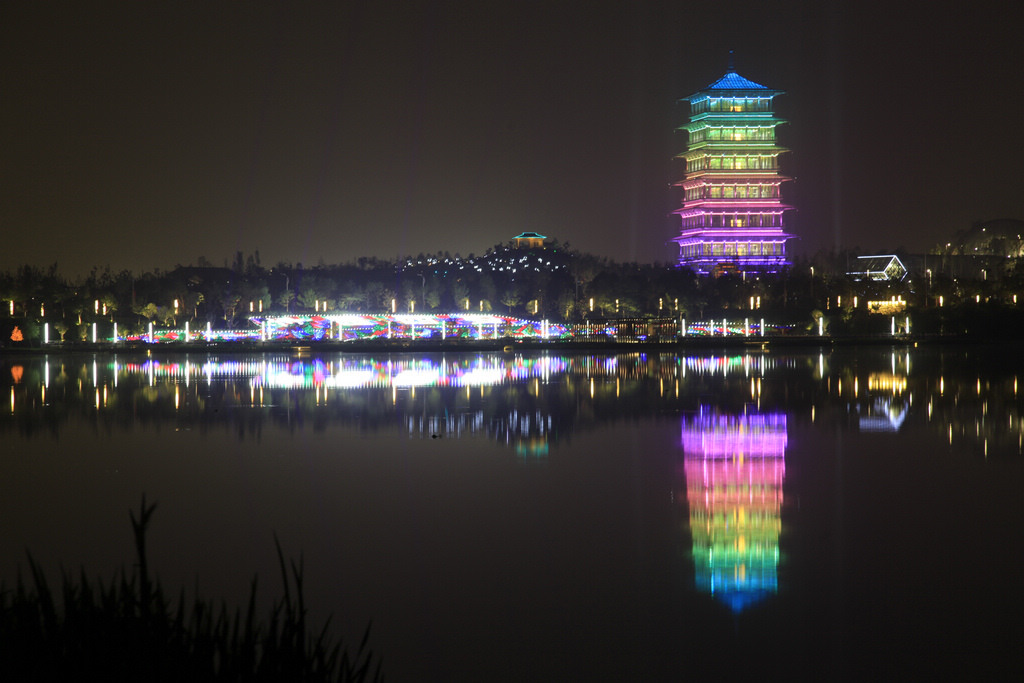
top-left (2, 1), bottom-right (1022, 276)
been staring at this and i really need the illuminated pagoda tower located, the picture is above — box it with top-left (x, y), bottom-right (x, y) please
top-left (673, 58), bottom-right (795, 274)
top-left (680, 407), bottom-right (787, 611)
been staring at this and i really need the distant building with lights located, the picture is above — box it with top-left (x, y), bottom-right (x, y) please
top-left (931, 218), bottom-right (1024, 281)
top-left (942, 219), bottom-right (1024, 258)
top-left (672, 60), bottom-right (795, 274)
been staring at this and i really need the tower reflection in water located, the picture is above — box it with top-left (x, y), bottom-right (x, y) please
top-left (681, 407), bottom-right (787, 612)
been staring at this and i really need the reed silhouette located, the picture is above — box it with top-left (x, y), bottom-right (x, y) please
top-left (0, 495), bottom-right (382, 681)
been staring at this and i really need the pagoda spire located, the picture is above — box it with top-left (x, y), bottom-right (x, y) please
top-left (727, 49), bottom-right (735, 72)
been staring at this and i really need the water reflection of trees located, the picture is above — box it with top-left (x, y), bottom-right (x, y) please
top-left (3, 347), bottom-right (1024, 455)
top-left (1, 353), bottom-right (801, 447)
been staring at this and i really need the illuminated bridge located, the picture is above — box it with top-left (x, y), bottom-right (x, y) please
top-left (124, 314), bottom-right (568, 343)
top-left (119, 313), bottom-right (796, 344)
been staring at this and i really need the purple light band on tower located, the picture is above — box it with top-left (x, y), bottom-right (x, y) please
top-left (680, 410), bottom-right (788, 458)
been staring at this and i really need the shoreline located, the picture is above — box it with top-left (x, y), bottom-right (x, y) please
top-left (0, 333), bottom-right (999, 356)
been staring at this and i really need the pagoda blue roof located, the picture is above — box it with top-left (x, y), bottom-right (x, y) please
top-left (706, 69), bottom-right (770, 90)
top-left (684, 69), bottom-right (783, 101)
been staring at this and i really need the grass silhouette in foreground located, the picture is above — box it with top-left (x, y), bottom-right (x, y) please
top-left (0, 496), bottom-right (383, 681)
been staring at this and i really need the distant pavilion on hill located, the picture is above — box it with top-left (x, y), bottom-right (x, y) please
top-left (513, 232), bottom-right (548, 249)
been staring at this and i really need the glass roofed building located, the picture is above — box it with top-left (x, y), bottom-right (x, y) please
top-left (846, 255), bottom-right (908, 281)
top-left (672, 60), bottom-right (795, 274)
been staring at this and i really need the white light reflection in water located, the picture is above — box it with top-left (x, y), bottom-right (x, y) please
top-left (16, 350), bottom-right (1020, 462)
top-left (7, 348), bottom-right (1024, 477)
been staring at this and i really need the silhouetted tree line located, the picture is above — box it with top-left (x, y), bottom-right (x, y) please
top-left (5, 241), bottom-right (1024, 343)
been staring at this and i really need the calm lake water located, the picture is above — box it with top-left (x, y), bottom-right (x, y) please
top-left (2, 345), bottom-right (1023, 680)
